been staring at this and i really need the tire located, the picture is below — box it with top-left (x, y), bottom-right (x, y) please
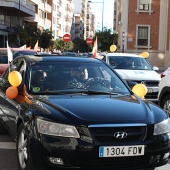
top-left (0, 121), bottom-right (8, 134)
top-left (161, 94), bottom-right (170, 117)
top-left (17, 123), bottom-right (39, 170)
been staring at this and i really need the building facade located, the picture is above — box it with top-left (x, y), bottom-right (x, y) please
top-left (0, 0), bottom-right (95, 48)
top-left (115, 0), bottom-right (170, 69)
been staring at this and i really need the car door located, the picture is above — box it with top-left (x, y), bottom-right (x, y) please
top-left (0, 58), bottom-right (25, 137)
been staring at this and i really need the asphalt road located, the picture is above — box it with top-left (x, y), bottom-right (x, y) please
top-left (0, 133), bottom-right (169, 170)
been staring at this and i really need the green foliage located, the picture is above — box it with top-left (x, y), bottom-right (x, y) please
top-left (72, 38), bottom-right (89, 52)
top-left (93, 27), bottom-right (118, 52)
top-left (54, 38), bottom-right (74, 52)
top-left (8, 25), bottom-right (117, 53)
top-left (39, 29), bottom-right (54, 50)
top-left (8, 24), bottom-right (41, 47)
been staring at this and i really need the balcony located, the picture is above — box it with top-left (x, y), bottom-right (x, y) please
top-left (45, 2), bottom-right (51, 13)
top-left (23, 13), bottom-right (39, 23)
top-left (30, 0), bottom-right (39, 5)
top-left (1, 0), bottom-right (35, 17)
top-left (45, 18), bottom-right (51, 28)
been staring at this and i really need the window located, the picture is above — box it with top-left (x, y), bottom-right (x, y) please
top-left (139, 0), bottom-right (150, 10)
top-left (136, 0), bottom-right (153, 14)
top-left (53, 17), bottom-right (56, 24)
top-left (53, 4), bottom-right (56, 11)
top-left (136, 25), bottom-right (151, 48)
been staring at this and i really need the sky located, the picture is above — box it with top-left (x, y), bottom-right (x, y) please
top-left (89, 0), bottom-right (114, 31)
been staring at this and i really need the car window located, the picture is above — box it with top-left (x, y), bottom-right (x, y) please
top-left (108, 56), bottom-right (152, 70)
top-left (28, 61), bottom-right (130, 95)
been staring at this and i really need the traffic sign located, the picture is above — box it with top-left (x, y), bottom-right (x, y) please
top-left (63, 34), bottom-right (71, 42)
top-left (86, 38), bottom-right (92, 46)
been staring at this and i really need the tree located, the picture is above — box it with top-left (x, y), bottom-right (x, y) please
top-left (72, 38), bottom-right (89, 53)
top-left (54, 38), bottom-right (74, 52)
top-left (93, 27), bottom-right (118, 52)
top-left (8, 24), bottom-right (41, 48)
top-left (39, 29), bottom-right (53, 50)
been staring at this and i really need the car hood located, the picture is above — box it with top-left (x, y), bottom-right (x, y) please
top-left (115, 69), bottom-right (160, 81)
top-left (34, 94), bottom-right (166, 125)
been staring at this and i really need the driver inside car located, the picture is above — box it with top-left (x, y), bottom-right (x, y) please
top-left (66, 67), bottom-right (88, 89)
top-left (66, 67), bottom-right (111, 90)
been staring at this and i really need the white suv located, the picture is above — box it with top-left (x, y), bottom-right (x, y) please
top-left (158, 74), bottom-right (170, 115)
top-left (101, 53), bottom-right (161, 102)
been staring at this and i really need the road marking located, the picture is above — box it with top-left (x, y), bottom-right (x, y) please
top-left (0, 142), bottom-right (16, 149)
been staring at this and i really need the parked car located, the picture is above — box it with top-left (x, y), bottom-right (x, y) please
top-left (101, 52), bottom-right (161, 102)
top-left (159, 66), bottom-right (170, 78)
top-left (0, 55), bottom-right (170, 170)
top-left (0, 48), bottom-right (37, 77)
top-left (158, 73), bottom-right (170, 115)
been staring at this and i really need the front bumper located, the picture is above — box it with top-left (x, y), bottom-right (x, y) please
top-left (30, 132), bottom-right (170, 170)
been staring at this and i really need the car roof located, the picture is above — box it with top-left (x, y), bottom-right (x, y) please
top-left (106, 52), bottom-right (142, 58)
top-left (0, 48), bottom-right (37, 52)
top-left (20, 55), bottom-right (103, 64)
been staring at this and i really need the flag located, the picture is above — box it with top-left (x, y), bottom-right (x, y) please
top-left (26, 46), bottom-right (31, 49)
top-left (34, 40), bottom-right (40, 52)
top-left (6, 41), bottom-right (13, 64)
top-left (92, 36), bottom-right (97, 58)
top-left (19, 44), bottom-right (26, 49)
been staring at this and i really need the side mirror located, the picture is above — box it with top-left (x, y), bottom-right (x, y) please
top-left (153, 66), bottom-right (159, 71)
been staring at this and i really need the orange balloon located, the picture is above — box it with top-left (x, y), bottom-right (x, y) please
top-left (8, 71), bottom-right (22, 87)
top-left (6, 86), bottom-right (18, 99)
top-left (15, 95), bottom-right (25, 104)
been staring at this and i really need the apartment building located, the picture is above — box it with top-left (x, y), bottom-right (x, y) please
top-left (72, 0), bottom-right (95, 40)
top-left (0, 0), bottom-right (96, 48)
top-left (0, 0), bottom-right (35, 47)
top-left (50, 0), bottom-right (74, 40)
top-left (115, 0), bottom-right (170, 69)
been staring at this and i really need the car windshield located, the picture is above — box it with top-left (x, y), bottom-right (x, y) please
top-left (108, 56), bottom-right (152, 70)
top-left (28, 60), bottom-right (130, 95)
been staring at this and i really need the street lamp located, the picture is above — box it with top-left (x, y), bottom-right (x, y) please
top-left (18, 0), bottom-right (21, 47)
top-left (122, 32), bottom-right (125, 53)
top-left (88, 0), bottom-right (104, 32)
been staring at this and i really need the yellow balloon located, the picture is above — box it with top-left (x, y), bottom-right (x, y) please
top-left (139, 52), bottom-right (149, 59)
top-left (110, 45), bottom-right (117, 52)
top-left (8, 71), bottom-right (22, 87)
top-left (132, 84), bottom-right (147, 98)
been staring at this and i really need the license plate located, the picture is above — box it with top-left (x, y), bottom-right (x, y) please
top-left (147, 88), bottom-right (153, 93)
top-left (99, 145), bottom-right (145, 157)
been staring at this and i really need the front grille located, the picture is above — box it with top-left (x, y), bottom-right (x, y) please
top-left (145, 92), bottom-right (158, 100)
top-left (89, 125), bottom-right (147, 145)
top-left (131, 80), bottom-right (159, 100)
top-left (135, 80), bottom-right (159, 87)
top-left (72, 156), bottom-right (152, 170)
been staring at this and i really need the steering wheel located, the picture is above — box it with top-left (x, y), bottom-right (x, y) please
top-left (84, 77), bottom-right (110, 90)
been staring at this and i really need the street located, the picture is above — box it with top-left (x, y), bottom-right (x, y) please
top-left (0, 133), bottom-right (169, 170)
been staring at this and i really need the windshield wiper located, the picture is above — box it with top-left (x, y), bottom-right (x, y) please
top-left (76, 90), bottom-right (119, 95)
top-left (31, 90), bottom-right (119, 95)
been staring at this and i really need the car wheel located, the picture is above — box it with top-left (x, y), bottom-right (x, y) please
top-left (17, 123), bottom-right (38, 170)
top-left (0, 121), bottom-right (8, 134)
top-left (161, 94), bottom-right (170, 116)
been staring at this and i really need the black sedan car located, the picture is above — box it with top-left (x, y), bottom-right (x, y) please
top-left (0, 55), bottom-right (170, 170)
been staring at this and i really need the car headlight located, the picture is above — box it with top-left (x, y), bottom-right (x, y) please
top-left (154, 118), bottom-right (170, 135)
top-left (36, 118), bottom-right (80, 138)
